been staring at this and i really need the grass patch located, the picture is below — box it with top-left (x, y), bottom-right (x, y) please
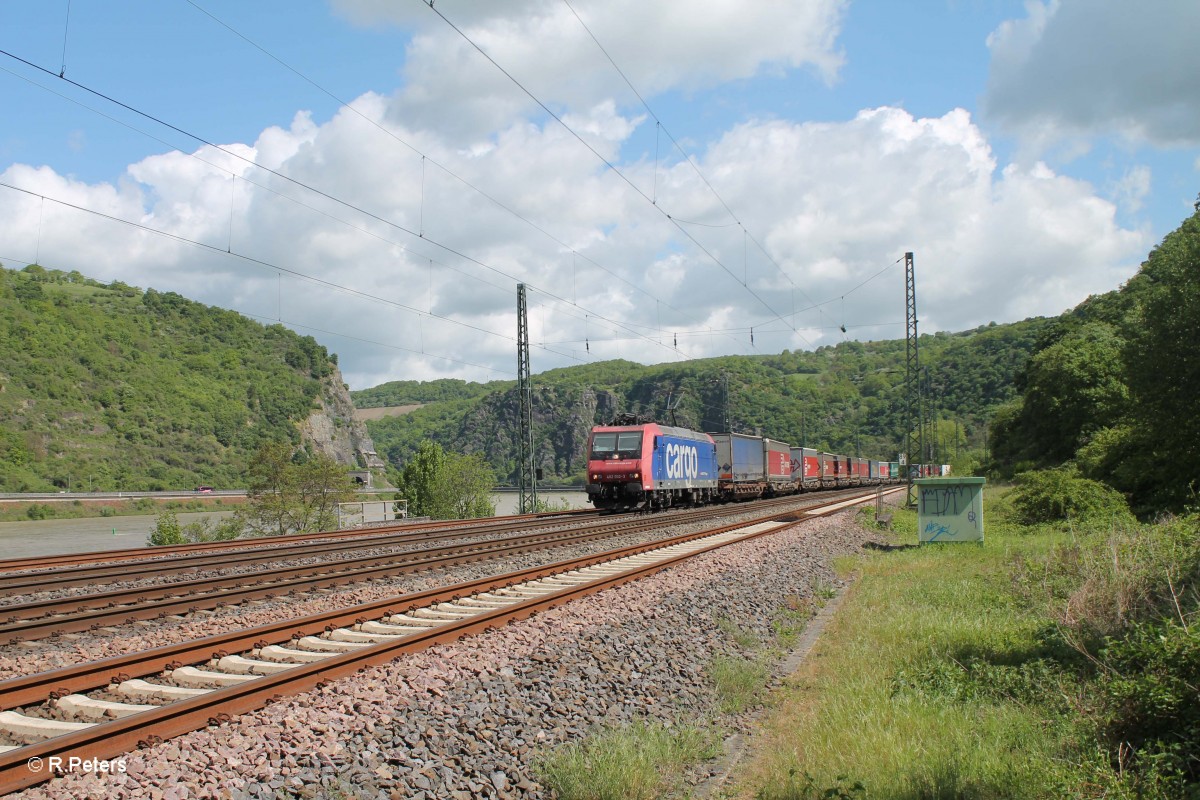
top-left (730, 490), bottom-right (1134, 799)
top-left (716, 613), bottom-right (761, 650)
top-left (772, 609), bottom-right (811, 652)
top-left (709, 654), bottom-right (771, 714)
top-left (811, 577), bottom-right (838, 601)
top-left (535, 719), bottom-right (717, 800)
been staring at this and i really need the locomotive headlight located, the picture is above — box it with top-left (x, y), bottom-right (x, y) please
top-left (591, 473), bottom-right (599, 481)
top-left (631, 472), bottom-right (639, 479)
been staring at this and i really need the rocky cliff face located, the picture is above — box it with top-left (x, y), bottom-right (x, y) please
top-left (299, 367), bottom-right (383, 468)
top-left (454, 385), bottom-right (620, 482)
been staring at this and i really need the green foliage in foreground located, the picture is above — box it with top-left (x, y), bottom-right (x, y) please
top-left (1012, 512), bottom-right (1200, 791)
top-left (535, 720), bottom-right (717, 800)
top-left (991, 205), bottom-right (1200, 512)
top-left (392, 440), bottom-right (495, 520)
top-left (148, 443), bottom-right (358, 543)
top-left (743, 492), bottom-right (1200, 799)
top-left (1009, 466), bottom-right (1134, 526)
top-left (709, 654), bottom-right (770, 714)
top-left (1101, 621), bottom-right (1200, 787)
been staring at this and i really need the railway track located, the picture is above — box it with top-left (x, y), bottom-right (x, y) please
top-left (0, 511), bottom-right (606, 598)
top-left (0, 488), bottom-right (899, 795)
top-left (0, 508), bottom-right (596, 574)
top-left (0, 491), bottom-right (843, 642)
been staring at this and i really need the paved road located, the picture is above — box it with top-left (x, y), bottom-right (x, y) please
top-left (0, 492), bottom-right (590, 561)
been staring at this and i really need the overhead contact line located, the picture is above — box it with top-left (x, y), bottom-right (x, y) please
top-left (422, 0), bottom-right (806, 342)
top-left (0, 46), bottom-right (691, 368)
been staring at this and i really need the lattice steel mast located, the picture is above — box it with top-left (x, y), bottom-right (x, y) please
top-left (516, 284), bottom-right (538, 513)
top-left (904, 252), bottom-right (921, 507)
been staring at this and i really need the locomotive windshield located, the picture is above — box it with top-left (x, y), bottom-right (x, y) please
top-left (590, 431), bottom-right (642, 459)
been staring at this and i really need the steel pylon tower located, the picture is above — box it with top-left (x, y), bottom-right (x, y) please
top-left (516, 284), bottom-right (538, 513)
top-left (904, 252), bottom-right (921, 508)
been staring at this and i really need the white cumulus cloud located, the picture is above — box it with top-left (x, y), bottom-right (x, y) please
top-left (984, 0), bottom-right (1200, 146)
top-left (0, 3), bottom-right (1152, 389)
top-left (0, 99), bottom-right (1148, 388)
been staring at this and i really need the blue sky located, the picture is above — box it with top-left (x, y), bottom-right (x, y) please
top-left (2, 1), bottom-right (1197, 388)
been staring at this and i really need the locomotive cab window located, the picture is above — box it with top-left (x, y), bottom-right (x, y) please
top-left (589, 431), bottom-right (642, 459)
top-left (590, 433), bottom-right (617, 458)
top-left (616, 432), bottom-right (642, 458)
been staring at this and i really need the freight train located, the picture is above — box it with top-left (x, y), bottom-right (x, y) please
top-left (585, 419), bottom-right (934, 512)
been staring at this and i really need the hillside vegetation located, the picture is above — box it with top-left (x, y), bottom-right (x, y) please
top-left (991, 203), bottom-right (1200, 511)
top-left (359, 318), bottom-right (1052, 485)
top-left (0, 265), bottom-right (338, 492)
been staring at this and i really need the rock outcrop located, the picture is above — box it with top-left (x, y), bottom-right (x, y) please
top-left (300, 367), bottom-right (384, 469)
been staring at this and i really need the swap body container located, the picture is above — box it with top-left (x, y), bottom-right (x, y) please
top-left (790, 447), bottom-right (821, 484)
top-left (712, 432), bottom-right (765, 482)
top-left (818, 452), bottom-right (841, 483)
top-left (764, 438), bottom-right (792, 489)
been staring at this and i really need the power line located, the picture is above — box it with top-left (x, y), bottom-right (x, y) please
top-left (421, 1), bottom-right (805, 343)
top-left (561, 3), bottom-right (911, 346)
top-left (1, 181), bottom-right (510, 341)
top-left (0, 47), bottom-right (693, 365)
top-left (559, 0), bottom-right (830, 335)
top-left (0, 181), bottom-right (599, 367)
top-left (181, 1), bottom-right (731, 352)
top-left (0, 247), bottom-right (512, 377)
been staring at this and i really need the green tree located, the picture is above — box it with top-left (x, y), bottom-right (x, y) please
top-left (1019, 322), bottom-right (1129, 463)
top-left (1123, 208), bottom-right (1200, 509)
top-left (394, 440), bottom-right (495, 520)
top-left (242, 442), bottom-right (295, 536)
top-left (148, 510), bottom-right (186, 546)
top-left (242, 443), bottom-right (358, 535)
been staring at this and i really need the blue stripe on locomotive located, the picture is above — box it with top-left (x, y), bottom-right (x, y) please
top-left (649, 433), bottom-right (718, 490)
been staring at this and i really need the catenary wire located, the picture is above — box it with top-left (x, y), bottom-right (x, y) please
top-left (0, 47), bottom-right (692, 365)
top-left (0, 181), bottom-right (596, 368)
top-left (420, 0), bottom-right (807, 344)
top-left (181, 0), bottom-right (738, 351)
top-left (559, 0), bottom-right (833, 333)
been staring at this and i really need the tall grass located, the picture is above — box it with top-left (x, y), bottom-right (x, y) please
top-left (535, 720), bottom-right (716, 800)
top-left (734, 494), bottom-right (1129, 799)
top-left (709, 654), bottom-right (770, 713)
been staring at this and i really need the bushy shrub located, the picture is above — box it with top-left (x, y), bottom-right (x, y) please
top-left (1101, 621), bottom-right (1200, 787)
top-left (148, 510), bottom-right (186, 546)
top-left (182, 515), bottom-right (243, 542)
top-left (1010, 467), bottom-right (1133, 526)
top-left (24, 503), bottom-right (52, 520)
top-left (149, 510), bottom-right (243, 545)
top-left (1017, 514), bottom-right (1199, 641)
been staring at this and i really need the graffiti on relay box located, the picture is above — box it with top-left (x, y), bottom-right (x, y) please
top-left (919, 484), bottom-right (983, 542)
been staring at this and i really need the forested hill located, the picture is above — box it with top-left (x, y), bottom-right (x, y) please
top-left (359, 317), bottom-right (1053, 485)
top-left (990, 204), bottom-right (1200, 512)
top-left (0, 265), bottom-right (356, 492)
